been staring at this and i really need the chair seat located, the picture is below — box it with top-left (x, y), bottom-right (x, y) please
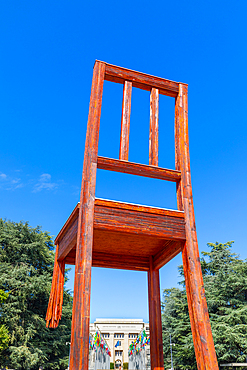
top-left (55, 198), bottom-right (186, 271)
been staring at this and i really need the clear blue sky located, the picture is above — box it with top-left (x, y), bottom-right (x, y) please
top-left (1, 1), bottom-right (247, 323)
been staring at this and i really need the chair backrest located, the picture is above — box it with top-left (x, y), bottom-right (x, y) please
top-left (94, 61), bottom-right (186, 191)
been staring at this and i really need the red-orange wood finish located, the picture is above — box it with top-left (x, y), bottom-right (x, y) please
top-left (149, 88), bottom-right (159, 166)
top-left (120, 81), bottom-right (132, 160)
top-left (46, 245), bottom-right (65, 328)
top-left (148, 257), bottom-right (164, 370)
top-left (175, 84), bottom-right (219, 370)
top-left (45, 61), bottom-right (219, 370)
top-left (97, 156), bottom-right (181, 182)
top-left (69, 61), bottom-right (105, 370)
top-left (104, 61), bottom-right (179, 97)
top-left (174, 87), bottom-right (204, 369)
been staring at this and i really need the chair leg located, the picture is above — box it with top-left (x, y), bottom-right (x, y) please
top-left (148, 257), bottom-right (164, 370)
top-left (182, 245), bottom-right (205, 370)
top-left (69, 61), bottom-right (105, 370)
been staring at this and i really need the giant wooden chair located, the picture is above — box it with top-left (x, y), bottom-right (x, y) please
top-left (46, 61), bottom-right (219, 370)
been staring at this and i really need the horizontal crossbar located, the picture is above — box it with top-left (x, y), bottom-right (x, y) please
top-left (100, 61), bottom-right (184, 97)
top-left (97, 156), bottom-right (181, 182)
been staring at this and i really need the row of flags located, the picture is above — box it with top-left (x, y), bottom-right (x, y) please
top-left (89, 331), bottom-right (111, 357)
top-left (128, 329), bottom-right (150, 356)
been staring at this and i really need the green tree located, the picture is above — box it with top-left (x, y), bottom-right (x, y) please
top-left (0, 219), bottom-right (73, 370)
top-left (162, 242), bottom-right (247, 369)
top-left (0, 289), bottom-right (10, 353)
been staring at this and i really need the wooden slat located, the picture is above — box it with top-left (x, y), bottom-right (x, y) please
top-left (119, 81), bottom-right (132, 160)
top-left (92, 252), bottom-right (149, 271)
top-left (153, 241), bottom-right (183, 270)
top-left (57, 214), bottom-right (78, 260)
top-left (94, 201), bottom-right (186, 240)
top-left (95, 198), bottom-right (184, 218)
top-left (65, 248), bottom-right (183, 272)
top-left (70, 61), bottom-right (105, 370)
top-left (56, 199), bottom-right (185, 262)
top-left (176, 83), bottom-right (219, 370)
top-left (102, 61), bottom-right (181, 98)
top-left (148, 257), bottom-right (164, 370)
top-left (97, 156), bottom-right (181, 182)
top-left (55, 203), bottom-right (79, 245)
top-left (149, 88), bottom-right (159, 166)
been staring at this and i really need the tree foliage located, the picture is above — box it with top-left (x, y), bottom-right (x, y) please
top-left (162, 242), bottom-right (247, 369)
top-left (0, 219), bottom-right (73, 370)
top-left (0, 289), bottom-right (10, 353)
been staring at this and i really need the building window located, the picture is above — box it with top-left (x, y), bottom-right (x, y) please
top-left (129, 334), bottom-right (138, 339)
top-left (114, 334), bottom-right (116, 338)
top-left (115, 351), bottom-right (123, 356)
top-left (129, 333), bottom-right (138, 339)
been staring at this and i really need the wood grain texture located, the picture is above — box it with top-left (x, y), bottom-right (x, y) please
top-left (92, 251), bottom-right (149, 271)
top-left (182, 243), bottom-right (204, 370)
top-left (94, 201), bottom-right (185, 240)
top-left (97, 156), bottom-right (181, 182)
top-left (119, 81), bottom-right (132, 160)
top-left (95, 198), bottom-right (184, 218)
top-left (148, 257), bottom-right (164, 370)
top-left (153, 241), bottom-right (183, 270)
top-left (149, 88), bottom-right (159, 166)
top-left (93, 231), bottom-right (179, 258)
top-left (63, 239), bottom-right (184, 271)
top-left (102, 60), bottom-right (181, 97)
top-left (176, 84), bottom-right (219, 370)
top-left (69, 61), bottom-right (105, 370)
top-left (57, 214), bottom-right (78, 260)
top-left (46, 245), bottom-right (59, 327)
top-left (46, 61), bottom-right (218, 370)
top-left (175, 88), bottom-right (203, 367)
top-left (55, 199), bottom-right (186, 262)
top-left (45, 245), bottom-right (65, 328)
top-left (55, 203), bottom-right (79, 245)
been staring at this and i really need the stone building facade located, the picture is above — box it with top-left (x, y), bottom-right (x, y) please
top-left (90, 318), bottom-right (150, 367)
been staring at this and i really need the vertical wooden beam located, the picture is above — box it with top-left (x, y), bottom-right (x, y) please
top-left (175, 93), bottom-right (204, 369)
top-left (119, 80), bottom-right (132, 160)
top-left (175, 84), bottom-right (219, 370)
top-left (148, 257), bottom-right (164, 370)
top-left (149, 88), bottom-right (159, 166)
top-left (182, 245), bottom-right (205, 370)
top-left (69, 61), bottom-right (105, 370)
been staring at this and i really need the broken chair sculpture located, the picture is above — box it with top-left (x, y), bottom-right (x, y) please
top-left (46, 61), bottom-right (219, 370)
